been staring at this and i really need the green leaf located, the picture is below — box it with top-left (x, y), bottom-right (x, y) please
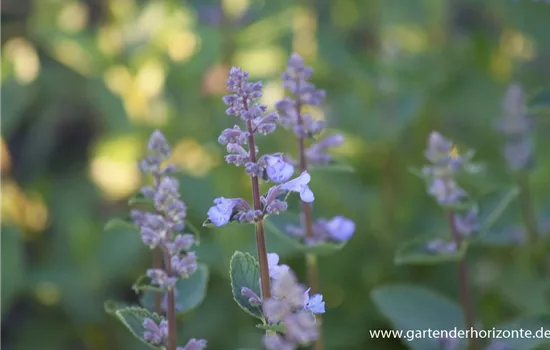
top-left (264, 214), bottom-right (347, 256)
top-left (256, 323), bottom-right (286, 333)
top-left (132, 275), bottom-right (165, 293)
top-left (229, 251), bottom-right (263, 320)
top-left (1, 226), bottom-right (25, 317)
top-left (114, 307), bottom-right (164, 349)
top-left (185, 220), bottom-right (202, 245)
top-left (141, 264), bottom-right (209, 315)
top-left (104, 300), bottom-right (131, 315)
top-left (371, 285), bottom-right (465, 350)
top-left (488, 315), bottom-right (550, 350)
top-left (104, 217), bottom-right (138, 232)
top-left (394, 237), bottom-right (467, 266)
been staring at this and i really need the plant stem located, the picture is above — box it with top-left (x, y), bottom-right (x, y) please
top-left (295, 93), bottom-right (323, 350)
top-left (245, 118), bottom-right (272, 300)
top-left (153, 248), bottom-right (163, 315)
top-left (517, 172), bottom-right (544, 274)
top-left (163, 249), bottom-right (177, 350)
top-left (446, 211), bottom-right (477, 350)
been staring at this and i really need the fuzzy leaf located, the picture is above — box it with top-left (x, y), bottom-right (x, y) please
top-left (132, 275), bottom-right (165, 293)
top-left (114, 307), bottom-right (164, 349)
top-left (256, 323), bottom-right (286, 333)
top-left (229, 251), bottom-right (263, 320)
top-left (394, 238), bottom-right (467, 265)
top-left (141, 264), bottom-right (209, 315)
top-left (104, 218), bottom-right (138, 232)
top-left (487, 315), bottom-right (550, 350)
top-left (371, 285), bottom-right (465, 350)
top-left (264, 214), bottom-right (347, 256)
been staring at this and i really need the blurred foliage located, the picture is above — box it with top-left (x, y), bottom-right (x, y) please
top-left (2, 0), bottom-right (550, 349)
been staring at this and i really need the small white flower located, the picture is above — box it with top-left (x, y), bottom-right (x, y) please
top-left (280, 171), bottom-right (315, 203)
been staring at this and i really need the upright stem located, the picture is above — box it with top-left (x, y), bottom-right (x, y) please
top-left (163, 250), bottom-right (177, 350)
top-left (245, 118), bottom-right (272, 300)
top-left (446, 211), bottom-right (477, 350)
top-left (153, 248), bottom-right (163, 315)
top-left (295, 95), bottom-right (323, 350)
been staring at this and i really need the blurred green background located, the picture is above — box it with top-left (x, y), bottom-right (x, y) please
top-left (2, 0), bottom-right (550, 349)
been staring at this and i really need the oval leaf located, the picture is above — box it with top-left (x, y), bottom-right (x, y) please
top-left (141, 264), bottom-right (209, 315)
top-left (371, 285), bottom-right (465, 350)
top-left (114, 307), bottom-right (164, 349)
top-left (230, 251), bottom-right (263, 320)
top-left (264, 214), bottom-right (347, 256)
top-left (394, 238), bottom-right (467, 266)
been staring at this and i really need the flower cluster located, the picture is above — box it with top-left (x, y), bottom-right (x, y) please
top-left (207, 67), bottom-right (316, 227)
top-left (497, 83), bottom-right (534, 172)
top-left (275, 53), bottom-right (344, 167)
top-left (421, 132), bottom-right (480, 253)
top-left (143, 318), bottom-right (207, 350)
top-left (286, 215), bottom-right (356, 245)
top-left (132, 130), bottom-right (206, 349)
top-left (242, 253), bottom-right (325, 350)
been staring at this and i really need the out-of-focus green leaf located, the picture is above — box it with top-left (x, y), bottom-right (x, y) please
top-left (0, 80), bottom-right (28, 136)
top-left (475, 187), bottom-right (520, 246)
top-left (104, 218), bottom-right (138, 232)
top-left (488, 315), bottom-right (550, 350)
top-left (529, 88), bottom-right (550, 116)
top-left (229, 251), bottom-right (263, 320)
top-left (264, 214), bottom-right (347, 256)
top-left (141, 264), bottom-right (209, 315)
top-left (1, 226), bottom-right (25, 317)
top-left (371, 284), bottom-right (465, 350)
top-left (129, 192), bottom-right (154, 206)
top-left (308, 160), bottom-right (355, 174)
top-left (114, 307), bottom-right (164, 349)
top-left (394, 237), bottom-right (467, 265)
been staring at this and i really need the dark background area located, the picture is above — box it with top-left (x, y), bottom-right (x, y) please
top-left (2, 0), bottom-right (550, 349)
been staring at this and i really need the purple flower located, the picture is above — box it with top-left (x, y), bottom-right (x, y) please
top-left (171, 252), bottom-right (198, 278)
top-left (279, 171), bottom-right (314, 203)
top-left (484, 341), bottom-right (511, 350)
top-left (266, 156), bottom-right (295, 183)
top-left (306, 134), bottom-right (344, 166)
top-left (207, 197), bottom-right (237, 226)
top-left (454, 208), bottom-right (479, 237)
top-left (143, 318), bottom-right (168, 345)
top-left (241, 287), bottom-right (261, 306)
top-left (285, 311), bottom-right (319, 345)
top-left (436, 336), bottom-right (460, 350)
top-left (324, 216), bottom-right (355, 241)
top-left (303, 289), bottom-right (325, 314)
top-left (177, 338), bottom-right (208, 350)
top-left (263, 334), bottom-right (295, 350)
top-left (267, 253), bottom-right (290, 279)
top-left (147, 268), bottom-right (177, 289)
top-left (427, 178), bottom-right (466, 206)
top-left (425, 239), bottom-right (458, 254)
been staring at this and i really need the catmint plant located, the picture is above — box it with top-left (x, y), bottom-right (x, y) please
top-left (105, 130), bottom-right (207, 350)
top-left (205, 66), bottom-right (324, 349)
top-left (275, 53), bottom-right (356, 349)
top-left (419, 132), bottom-right (480, 350)
top-left (497, 83), bottom-right (543, 268)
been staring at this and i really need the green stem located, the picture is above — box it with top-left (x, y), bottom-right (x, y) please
top-left (446, 211), bottom-right (477, 350)
top-left (517, 172), bottom-right (544, 274)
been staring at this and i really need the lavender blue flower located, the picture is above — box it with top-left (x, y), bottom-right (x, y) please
top-left (454, 208), bottom-right (480, 237)
top-left (241, 287), bottom-right (262, 306)
top-left (286, 214), bottom-right (356, 245)
top-left (143, 318), bottom-right (168, 345)
top-left (147, 268), bottom-right (178, 289)
top-left (484, 341), bottom-right (511, 350)
top-left (265, 156), bottom-right (295, 183)
top-left (435, 336), bottom-right (460, 350)
top-left (206, 197), bottom-right (252, 226)
top-left (143, 317), bottom-right (207, 349)
top-left (260, 255), bottom-right (325, 349)
top-left (497, 83), bottom-right (534, 172)
top-left (279, 171), bottom-right (314, 202)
